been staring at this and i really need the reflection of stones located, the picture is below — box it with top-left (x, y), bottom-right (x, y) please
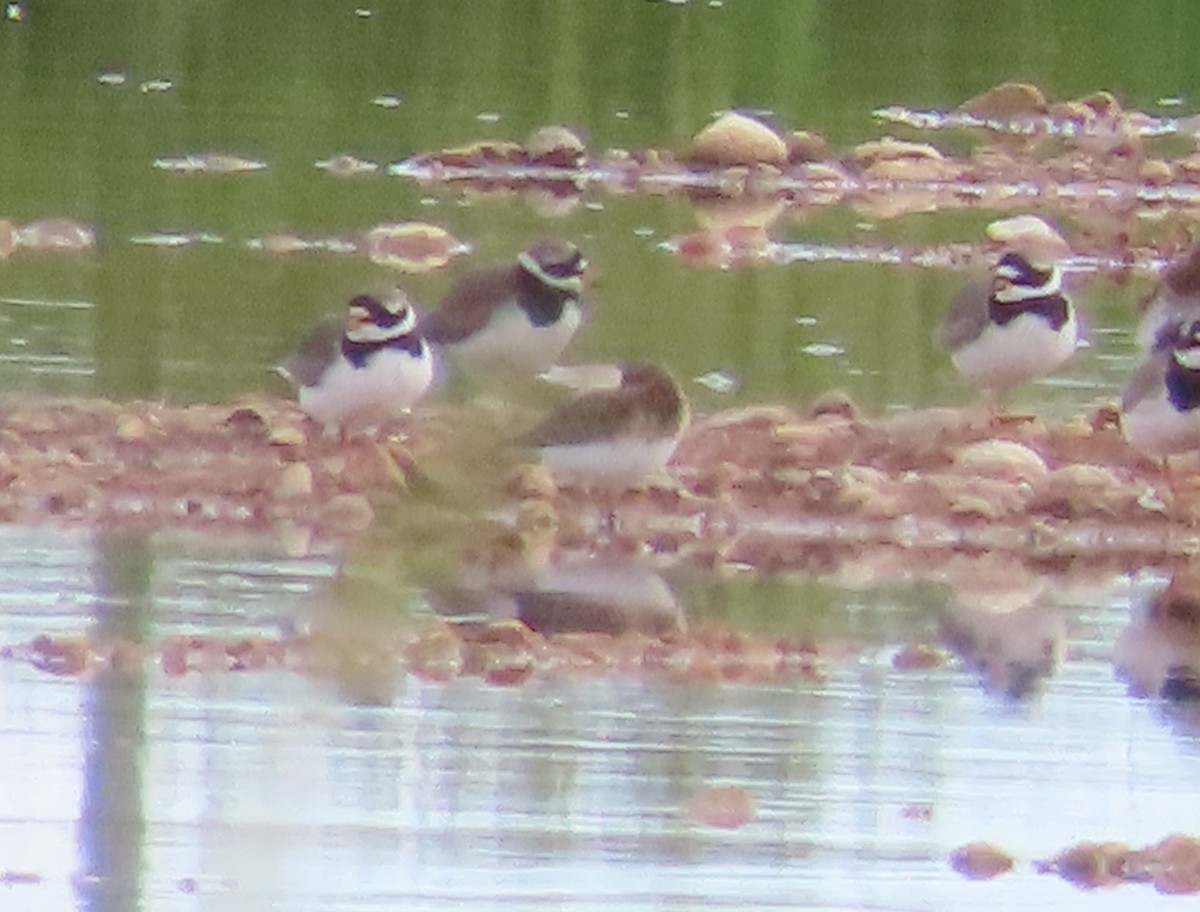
top-left (690, 193), bottom-right (786, 232)
top-left (521, 184), bottom-right (583, 218)
top-left (1114, 574), bottom-right (1200, 701)
top-left (672, 192), bottom-right (785, 269)
top-left (938, 563), bottom-right (1063, 699)
top-left (432, 558), bottom-right (685, 639)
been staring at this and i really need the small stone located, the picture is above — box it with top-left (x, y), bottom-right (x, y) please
top-left (524, 125), bottom-right (586, 166)
top-left (1140, 159), bottom-right (1173, 185)
top-left (323, 493), bottom-right (374, 533)
top-left (949, 841), bottom-right (1015, 880)
top-left (365, 222), bottom-right (464, 272)
top-left (115, 414), bottom-right (148, 440)
top-left (269, 425), bottom-right (307, 447)
top-left (1037, 841), bottom-right (1129, 889)
top-left (1076, 90), bottom-right (1123, 117)
top-left (849, 137), bottom-right (945, 168)
top-left (960, 82), bottom-right (1048, 119)
top-left (785, 130), bottom-right (829, 163)
top-left (687, 112), bottom-right (787, 167)
top-left (0, 218), bottom-right (17, 258)
top-left (685, 785), bottom-right (757, 829)
top-left (272, 520), bottom-right (313, 557)
top-left (275, 462), bottom-right (313, 499)
top-left (953, 439), bottom-right (1048, 483)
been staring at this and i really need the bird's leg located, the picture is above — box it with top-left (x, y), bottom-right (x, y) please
top-left (985, 388), bottom-right (1038, 430)
top-left (981, 388), bottom-right (1006, 428)
top-left (372, 439), bottom-right (411, 491)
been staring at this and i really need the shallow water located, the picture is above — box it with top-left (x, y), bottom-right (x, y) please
top-left (3, 527), bottom-right (1200, 910)
top-left (7, 1), bottom-right (1200, 910)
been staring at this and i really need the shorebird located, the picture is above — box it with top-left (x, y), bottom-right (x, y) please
top-left (939, 250), bottom-right (1079, 403)
top-left (420, 238), bottom-right (588, 376)
top-left (518, 361), bottom-right (689, 486)
top-left (277, 288), bottom-right (432, 431)
top-left (1121, 317), bottom-right (1200, 460)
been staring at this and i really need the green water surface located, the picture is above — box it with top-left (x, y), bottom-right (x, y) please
top-left (3, 0), bottom-right (1197, 415)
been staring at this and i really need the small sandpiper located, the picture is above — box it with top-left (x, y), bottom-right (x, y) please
top-left (939, 250), bottom-right (1079, 403)
top-left (1121, 318), bottom-right (1200, 460)
top-left (518, 361), bottom-right (689, 486)
top-left (276, 288), bottom-right (433, 431)
top-left (419, 238), bottom-right (588, 375)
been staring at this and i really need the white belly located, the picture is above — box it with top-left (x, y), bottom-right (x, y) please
top-left (299, 347), bottom-right (432, 428)
top-left (1122, 392), bottom-right (1200, 458)
top-left (952, 311), bottom-right (1078, 391)
top-left (539, 435), bottom-right (679, 486)
top-left (449, 301), bottom-right (581, 373)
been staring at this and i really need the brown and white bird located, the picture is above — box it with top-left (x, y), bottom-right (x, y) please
top-left (518, 361), bottom-right (689, 486)
top-left (419, 239), bottom-right (588, 375)
top-left (1137, 242), bottom-right (1200, 353)
top-left (276, 288), bottom-right (433, 430)
top-left (1121, 318), bottom-right (1200, 459)
top-left (939, 250), bottom-right (1079, 399)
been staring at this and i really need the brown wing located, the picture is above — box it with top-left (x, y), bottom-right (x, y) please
top-left (938, 275), bottom-right (992, 352)
top-left (520, 389), bottom-right (639, 447)
top-left (1121, 350), bottom-right (1170, 412)
top-left (420, 264), bottom-right (517, 344)
top-left (276, 313), bottom-right (342, 387)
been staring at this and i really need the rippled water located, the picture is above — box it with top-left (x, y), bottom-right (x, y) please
top-left (3, 527), bottom-right (1200, 910)
top-left (7, 1), bottom-right (1200, 909)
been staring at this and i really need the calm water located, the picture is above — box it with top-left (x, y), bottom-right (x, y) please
top-left (6, 1), bottom-right (1200, 910)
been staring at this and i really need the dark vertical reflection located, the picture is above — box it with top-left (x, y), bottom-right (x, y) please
top-left (77, 533), bottom-right (154, 912)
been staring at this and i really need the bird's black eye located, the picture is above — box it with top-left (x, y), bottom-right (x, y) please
top-left (348, 293), bottom-right (379, 311)
top-left (547, 251), bottom-right (585, 278)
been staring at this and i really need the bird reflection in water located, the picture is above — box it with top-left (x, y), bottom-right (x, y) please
top-left (1114, 571), bottom-right (1200, 709)
top-left (429, 556), bottom-right (685, 640)
top-left (937, 557), bottom-right (1065, 700)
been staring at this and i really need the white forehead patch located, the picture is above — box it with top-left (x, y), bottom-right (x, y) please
top-left (381, 289), bottom-right (415, 318)
top-left (995, 264), bottom-right (1061, 303)
top-left (1175, 344), bottom-right (1200, 372)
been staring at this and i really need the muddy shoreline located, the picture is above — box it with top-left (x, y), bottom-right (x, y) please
top-left (0, 392), bottom-right (1194, 575)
